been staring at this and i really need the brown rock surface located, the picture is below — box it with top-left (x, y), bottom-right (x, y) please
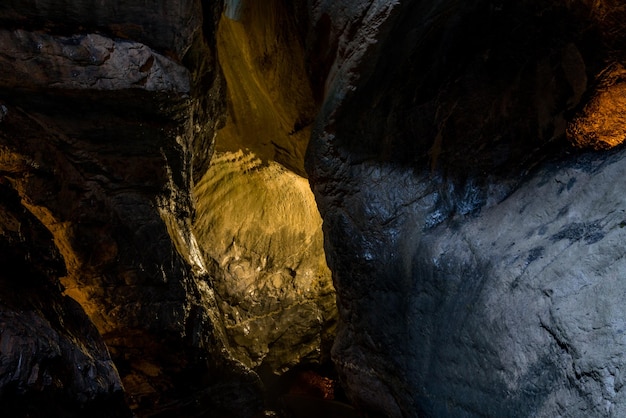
top-left (215, 0), bottom-right (317, 176)
top-left (567, 63), bottom-right (626, 150)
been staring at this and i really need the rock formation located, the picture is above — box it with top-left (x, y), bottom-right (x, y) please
top-left (0, 0), bottom-right (335, 416)
top-left (193, 150), bottom-right (336, 374)
top-left (215, 0), bottom-right (316, 176)
top-left (0, 182), bottom-right (126, 417)
top-left (305, 0), bottom-right (626, 416)
top-left (2, 0), bottom-right (626, 417)
top-left (0, 0), bottom-right (261, 415)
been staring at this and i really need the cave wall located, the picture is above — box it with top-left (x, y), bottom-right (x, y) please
top-left (0, 0), bottom-right (339, 416)
top-left (215, 0), bottom-right (316, 176)
top-left (0, 182), bottom-right (126, 417)
top-left (305, 0), bottom-right (626, 416)
top-left (0, 1), bottom-right (266, 416)
top-left (201, 0), bottom-right (337, 378)
top-left (2, 0), bottom-right (626, 417)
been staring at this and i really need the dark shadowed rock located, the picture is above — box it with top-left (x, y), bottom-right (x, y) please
top-left (0, 183), bottom-right (130, 417)
top-left (0, 30), bottom-right (190, 92)
top-left (0, 0), bottom-right (202, 60)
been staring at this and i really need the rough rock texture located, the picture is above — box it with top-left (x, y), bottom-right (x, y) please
top-left (0, 0), bottom-right (341, 416)
top-left (567, 63), bottom-right (626, 150)
top-left (305, 0), bottom-right (626, 416)
top-left (0, 30), bottom-right (190, 92)
top-left (0, 0), bottom-right (201, 60)
top-left (193, 151), bottom-right (336, 373)
top-left (6, 0), bottom-right (626, 416)
top-left (0, 1), bottom-right (265, 417)
top-left (0, 183), bottom-right (128, 418)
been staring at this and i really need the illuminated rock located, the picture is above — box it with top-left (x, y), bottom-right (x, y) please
top-left (0, 1), bottom-right (262, 416)
top-left (568, 63), bottom-right (626, 150)
top-left (194, 151), bottom-right (336, 373)
top-left (215, 0), bottom-right (316, 176)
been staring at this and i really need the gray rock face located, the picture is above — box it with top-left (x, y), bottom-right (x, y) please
top-left (0, 30), bottom-right (191, 92)
top-left (305, 0), bottom-right (626, 416)
top-left (0, 0), bottom-right (201, 59)
top-left (319, 150), bottom-right (626, 417)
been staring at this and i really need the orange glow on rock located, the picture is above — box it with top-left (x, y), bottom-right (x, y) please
top-left (567, 64), bottom-right (626, 150)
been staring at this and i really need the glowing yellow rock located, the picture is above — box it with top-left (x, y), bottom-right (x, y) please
top-left (193, 150), bottom-right (336, 372)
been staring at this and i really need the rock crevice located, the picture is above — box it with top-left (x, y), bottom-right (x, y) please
top-left (3, 1), bottom-right (626, 417)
